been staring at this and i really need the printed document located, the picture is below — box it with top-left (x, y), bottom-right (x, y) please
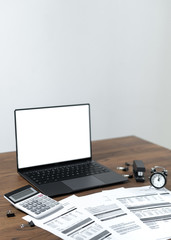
top-left (23, 186), bottom-right (171, 240)
top-left (104, 186), bottom-right (171, 240)
top-left (24, 195), bottom-right (117, 240)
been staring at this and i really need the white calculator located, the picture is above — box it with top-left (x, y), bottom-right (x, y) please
top-left (4, 185), bottom-right (63, 219)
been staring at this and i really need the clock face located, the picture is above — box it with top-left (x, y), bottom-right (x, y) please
top-left (150, 172), bottom-right (166, 189)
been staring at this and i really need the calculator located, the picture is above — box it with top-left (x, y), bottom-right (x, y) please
top-left (4, 185), bottom-right (63, 219)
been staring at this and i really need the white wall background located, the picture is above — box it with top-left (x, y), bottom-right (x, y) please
top-left (0, 0), bottom-right (171, 153)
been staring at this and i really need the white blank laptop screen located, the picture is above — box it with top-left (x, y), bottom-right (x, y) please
top-left (15, 104), bottom-right (91, 169)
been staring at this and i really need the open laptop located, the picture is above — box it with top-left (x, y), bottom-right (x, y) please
top-left (14, 104), bottom-right (127, 197)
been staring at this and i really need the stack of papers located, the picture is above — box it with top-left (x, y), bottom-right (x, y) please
top-left (24, 186), bottom-right (171, 240)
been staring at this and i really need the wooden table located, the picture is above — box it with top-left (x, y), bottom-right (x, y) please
top-left (1, 136), bottom-right (171, 240)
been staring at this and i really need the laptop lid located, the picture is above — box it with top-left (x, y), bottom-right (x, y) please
top-left (15, 104), bottom-right (92, 170)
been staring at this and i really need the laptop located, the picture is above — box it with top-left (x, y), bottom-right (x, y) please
top-left (14, 104), bottom-right (127, 197)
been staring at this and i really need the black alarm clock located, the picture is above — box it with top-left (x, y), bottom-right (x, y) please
top-left (150, 166), bottom-right (167, 189)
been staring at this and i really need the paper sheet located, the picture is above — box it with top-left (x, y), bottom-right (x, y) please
top-left (24, 195), bottom-right (117, 240)
top-left (104, 186), bottom-right (171, 240)
top-left (23, 186), bottom-right (171, 240)
top-left (76, 191), bottom-right (157, 240)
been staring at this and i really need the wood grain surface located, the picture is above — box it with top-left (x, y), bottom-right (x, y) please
top-left (1, 136), bottom-right (171, 240)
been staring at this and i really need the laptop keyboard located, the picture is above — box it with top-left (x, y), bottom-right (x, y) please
top-left (25, 162), bottom-right (110, 185)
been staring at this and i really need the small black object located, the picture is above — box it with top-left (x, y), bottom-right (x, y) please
top-left (29, 221), bottom-right (35, 227)
top-left (7, 210), bottom-right (15, 217)
top-left (20, 221), bottom-right (35, 228)
top-left (116, 167), bottom-right (129, 171)
top-left (123, 174), bottom-right (133, 178)
top-left (125, 162), bottom-right (132, 166)
top-left (133, 160), bottom-right (146, 182)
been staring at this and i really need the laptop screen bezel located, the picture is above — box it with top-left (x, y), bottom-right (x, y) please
top-left (14, 103), bottom-right (92, 171)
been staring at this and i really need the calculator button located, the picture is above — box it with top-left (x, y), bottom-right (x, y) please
top-left (35, 211), bottom-right (41, 215)
top-left (41, 208), bottom-right (46, 212)
top-left (27, 206), bottom-right (32, 210)
top-left (23, 204), bottom-right (28, 208)
top-left (17, 193), bottom-right (63, 219)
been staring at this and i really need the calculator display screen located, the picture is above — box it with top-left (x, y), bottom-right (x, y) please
top-left (9, 187), bottom-right (37, 203)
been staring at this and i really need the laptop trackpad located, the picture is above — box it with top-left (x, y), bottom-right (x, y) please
top-left (63, 176), bottom-right (104, 190)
